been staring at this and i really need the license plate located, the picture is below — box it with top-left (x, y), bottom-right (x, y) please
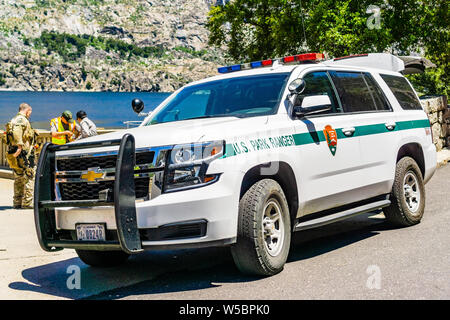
top-left (76, 224), bottom-right (106, 241)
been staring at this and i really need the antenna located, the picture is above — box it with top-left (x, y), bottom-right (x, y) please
top-left (299, 0), bottom-right (307, 47)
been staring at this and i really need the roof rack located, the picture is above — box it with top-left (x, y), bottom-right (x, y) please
top-left (323, 53), bottom-right (435, 74)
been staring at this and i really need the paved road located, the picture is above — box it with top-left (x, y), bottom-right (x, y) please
top-left (1, 165), bottom-right (449, 300)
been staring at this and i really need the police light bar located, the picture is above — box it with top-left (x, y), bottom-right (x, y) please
top-left (217, 53), bottom-right (324, 74)
top-left (282, 53), bottom-right (325, 64)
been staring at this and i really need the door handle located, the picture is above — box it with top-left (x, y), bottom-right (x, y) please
top-left (342, 127), bottom-right (356, 137)
top-left (385, 122), bottom-right (397, 131)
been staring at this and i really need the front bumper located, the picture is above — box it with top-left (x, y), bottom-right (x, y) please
top-left (35, 134), bottom-right (239, 253)
top-left (54, 175), bottom-right (238, 249)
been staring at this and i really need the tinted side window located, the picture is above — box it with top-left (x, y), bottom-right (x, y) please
top-left (297, 71), bottom-right (341, 114)
top-left (380, 74), bottom-right (422, 110)
top-left (363, 73), bottom-right (391, 111)
top-left (329, 71), bottom-right (378, 113)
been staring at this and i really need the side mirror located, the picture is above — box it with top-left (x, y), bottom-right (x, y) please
top-left (288, 79), bottom-right (306, 95)
top-left (132, 98), bottom-right (145, 114)
top-left (293, 95), bottom-right (332, 117)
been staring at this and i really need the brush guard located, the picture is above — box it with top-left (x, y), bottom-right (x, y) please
top-left (34, 134), bottom-right (143, 254)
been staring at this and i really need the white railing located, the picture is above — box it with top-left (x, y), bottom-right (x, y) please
top-left (123, 121), bottom-right (142, 129)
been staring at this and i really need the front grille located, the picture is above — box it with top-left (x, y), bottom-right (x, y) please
top-left (60, 177), bottom-right (150, 201)
top-left (55, 148), bottom-right (167, 202)
top-left (57, 151), bottom-right (154, 171)
top-left (57, 155), bottom-right (116, 171)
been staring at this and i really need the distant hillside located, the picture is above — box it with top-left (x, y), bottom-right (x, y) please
top-left (0, 0), bottom-right (225, 92)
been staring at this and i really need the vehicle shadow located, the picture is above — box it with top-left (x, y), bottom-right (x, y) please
top-left (8, 247), bottom-right (240, 300)
top-left (9, 212), bottom-right (397, 300)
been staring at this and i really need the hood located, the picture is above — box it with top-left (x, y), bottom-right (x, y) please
top-left (60, 116), bottom-right (269, 155)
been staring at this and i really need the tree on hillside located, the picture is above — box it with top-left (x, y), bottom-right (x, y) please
top-left (207, 0), bottom-right (449, 96)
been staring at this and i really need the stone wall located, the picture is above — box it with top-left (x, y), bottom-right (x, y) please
top-left (420, 96), bottom-right (449, 151)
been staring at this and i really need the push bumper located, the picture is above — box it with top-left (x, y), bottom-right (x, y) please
top-left (34, 134), bottom-right (143, 254)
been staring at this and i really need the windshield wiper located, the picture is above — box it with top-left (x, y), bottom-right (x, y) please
top-left (183, 114), bottom-right (241, 121)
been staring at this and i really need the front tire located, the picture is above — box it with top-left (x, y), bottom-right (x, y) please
top-left (231, 179), bottom-right (291, 276)
top-left (383, 156), bottom-right (426, 227)
top-left (76, 249), bottom-right (130, 267)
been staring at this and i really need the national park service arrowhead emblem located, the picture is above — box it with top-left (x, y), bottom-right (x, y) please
top-left (323, 125), bottom-right (337, 156)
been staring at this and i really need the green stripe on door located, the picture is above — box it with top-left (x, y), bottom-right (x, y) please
top-left (396, 119), bottom-right (430, 131)
top-left (351, 123), bottom-right (389, 137)
top-left (222, 118), bottom-right (430, 158)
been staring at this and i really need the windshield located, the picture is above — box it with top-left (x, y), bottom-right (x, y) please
top-left (147, 73), bottom-right (290, 125)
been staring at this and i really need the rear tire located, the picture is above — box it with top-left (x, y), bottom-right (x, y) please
top-left (76, 249), bottom-right (130, 267)
top-left (231, 179), bottom-right (291, 276)
top-left (383, 156), bottom-right (425, 227)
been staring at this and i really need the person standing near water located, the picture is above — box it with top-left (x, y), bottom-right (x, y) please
top-left (4, 103), bottom-right (38, 209)
top-left (75, 110), bottom-right (97, 140)
top-left (50, 110), bottom-right (78, 145)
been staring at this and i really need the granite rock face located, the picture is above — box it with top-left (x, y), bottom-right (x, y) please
top-left (0, 0), bottom-right (225, 92)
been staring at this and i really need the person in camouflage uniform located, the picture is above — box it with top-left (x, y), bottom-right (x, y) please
top-left (5, 103), bottom-right (37, 209)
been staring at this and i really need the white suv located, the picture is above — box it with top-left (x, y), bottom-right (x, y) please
top-left (34, 53), bottom-right (436, 276)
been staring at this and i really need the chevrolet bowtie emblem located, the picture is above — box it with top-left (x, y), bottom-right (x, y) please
top-left (81, 167), bottom-right (105, 182)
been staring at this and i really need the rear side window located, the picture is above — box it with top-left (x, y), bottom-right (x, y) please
top-left (363, 74), bottom-right (391, 111)
top-left (380, 74), bottom-right (422, 110)
top-left (329, 71), bottom-right (391, 113)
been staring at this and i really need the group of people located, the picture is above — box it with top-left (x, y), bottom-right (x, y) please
top-left (50, 109), bottom-right (98, 144)
top-left (3, 104), bottom-right (98, 209)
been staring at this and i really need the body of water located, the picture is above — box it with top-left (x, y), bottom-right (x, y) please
top-left (0, 91), bottom-right (171, 129)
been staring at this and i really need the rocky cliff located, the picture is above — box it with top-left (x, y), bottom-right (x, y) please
top-left (0, 0), bottom-right (224, 92)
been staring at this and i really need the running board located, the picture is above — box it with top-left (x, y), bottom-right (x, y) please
top-left (294, 200), bottom-right (391, 232)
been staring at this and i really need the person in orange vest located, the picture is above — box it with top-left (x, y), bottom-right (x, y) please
top-left (50, 111), bottom-right (78, 145)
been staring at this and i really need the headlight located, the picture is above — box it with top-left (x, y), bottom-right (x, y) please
top-left (164, 140), bottom-right (224, 192)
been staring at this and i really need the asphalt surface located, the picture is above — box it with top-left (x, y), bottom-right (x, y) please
top-left (1, 165), bottom-right (449, 300)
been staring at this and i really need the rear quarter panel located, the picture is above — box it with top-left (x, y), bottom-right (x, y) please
top-left (374, 72), bottom-right (436, 184)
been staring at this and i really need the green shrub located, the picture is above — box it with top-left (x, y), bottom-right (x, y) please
top-left (34, 31), bottom-right (165, 61)
top-left (81, 68), bottom-right (88, 81)
top-left (34, 31), bottom-right (87, 61)
top-left (92, 70), bottom-right (100, 79)
top-left (35, 0), bottom-right (50, 8)
top-left (174, 46), bottom-right (208, 58)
